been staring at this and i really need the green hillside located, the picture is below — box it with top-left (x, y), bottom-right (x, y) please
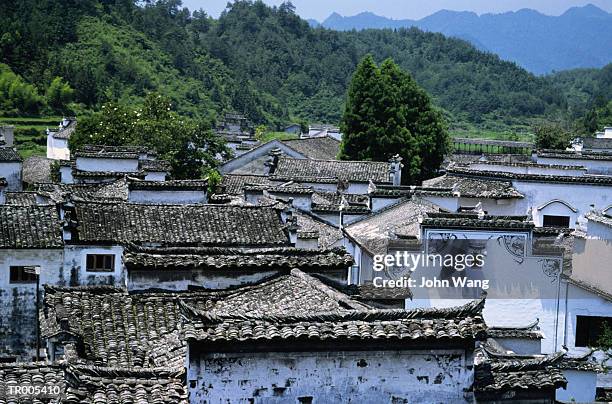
top-left (0, 0), bottom-right (608, 135)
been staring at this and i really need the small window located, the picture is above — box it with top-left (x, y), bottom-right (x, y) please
top-left (575, 315), bottom-right (612, 347)
top-left (543, 215), bottom-right (570, 228)
top-left (86, 254), bottom-right (115, 272)
top-left (9, 266), bottom-right (37, 284)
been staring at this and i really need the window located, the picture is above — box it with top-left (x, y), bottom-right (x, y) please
top-left (86, 254), bottom-right (115, 272)
top-left (575, 315), bottom-right (612, 347)
top-left (9, 266), bottom-right (37, 284)
top-left (543, 215), bottom-right (570, 228)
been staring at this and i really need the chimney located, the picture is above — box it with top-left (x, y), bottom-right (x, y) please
top-left (0, 125), bottom-right (15, 147)
top-left (389, 154), bottom-right (403, 186)
top-left (282, 205), bottom-right (299, 245)
top-left (264, 148), bottom-right (282, 175)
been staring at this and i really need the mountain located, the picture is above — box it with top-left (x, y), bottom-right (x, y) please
top-left (320, 5), bottom-right (612, 75)
top-left (0, 0), bottom-right (602, 131)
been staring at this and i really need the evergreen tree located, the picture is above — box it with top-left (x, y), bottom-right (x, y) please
top-left (340, 56), bottom-right (449, 183)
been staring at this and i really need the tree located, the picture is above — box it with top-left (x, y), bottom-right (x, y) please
top-left (71, 93), bottom-right (230, 179)
top-left (339, 56), bottom-right (449, 184)
top-left (534, 123), bottom-right (573, 150)
top-left (46, 77), bottom-right (74, 113)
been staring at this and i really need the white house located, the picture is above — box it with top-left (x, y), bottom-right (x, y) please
top-left (46, 117), bottom-right (76, 160)
top-left (0, 125), bottom-right (14, 147)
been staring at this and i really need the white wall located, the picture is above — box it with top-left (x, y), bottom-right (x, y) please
top-left (46, 136), bottom-right (70, 160)
top-left (469, 162), bottom-right (586, 176)
top-left (0, 249), bottom-right (64, 359)
top-left (0, 162), bottom-right (22, 191)
top-left (534, 200), bottom-right (578, 228)
top-left (143, 172), bottom-right (167, 182)
top-left (59, 166), bottom-right (73, 184)
top-left (128, 269), bottom-right (278, 290)
top-left (536, 156), bottom-right (612, 175)
top-left (188, 349), bottom-right (473, 402)
top-left (513, 180), bottom-right (612, 227)
top-left (128, 190), bottom-right (206, 204)
top-left (494, 337), bottom-right (541, 355)
top-left (63, 245), bottom-right (125, 287)
top-left (75, 157), bottom-right (138, 172)
top-left (557, 370), bottom-right (598, 402)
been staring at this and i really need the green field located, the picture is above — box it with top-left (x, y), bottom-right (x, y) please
top-left (0, 116), bottom-right (61, 158)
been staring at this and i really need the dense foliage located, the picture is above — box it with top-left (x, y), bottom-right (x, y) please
top-left (70, 94), bottom-right (230, 179)
top-left (534, 123), bottom-right (573, 150)
top-left (1, 0), bottom-right (607, 132)
top-left (340, 56), bottom-right (448, 183)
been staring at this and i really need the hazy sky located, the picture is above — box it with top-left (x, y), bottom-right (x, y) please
top-left (181, 0), bottom-right (612, 21)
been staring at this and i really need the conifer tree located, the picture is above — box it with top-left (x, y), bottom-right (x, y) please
top-left (340, 56), bottom-right (449, 183)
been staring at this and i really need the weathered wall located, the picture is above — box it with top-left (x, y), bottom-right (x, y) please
top-left (469, 162), bottom-right (586, 176)
top-left (188, 349), bottom-right (473, 403)
top-left (63, 245), bottom-right (125, 287)
top-left (128, 269), bottom-right (277, 290)
top-left (0, 162), bottom-right (22, 191)
top-left (0, 249), bottom-right (64, 360)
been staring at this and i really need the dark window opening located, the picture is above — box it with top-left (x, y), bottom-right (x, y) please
top-left (575, 315), bottom-right (612, 347)
top-left (86, 254), bottom-right (115, 272)
top-left (543, 215), bottom-right (570, 228)
top-left (9, 266), bottom-right (37, 284)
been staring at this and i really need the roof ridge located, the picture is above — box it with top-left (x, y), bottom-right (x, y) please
top-left (181, 296), bottom-right (486, 324)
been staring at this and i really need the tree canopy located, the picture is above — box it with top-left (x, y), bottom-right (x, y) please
top-left (340, 56), bottom-right (449, 183)
top-left (70, 93), bottom-right (230, 179)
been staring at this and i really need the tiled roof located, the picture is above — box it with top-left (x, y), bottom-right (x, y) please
top-left (123, 245), bottom-right (354, 272)
top-left (35, 180), bottom-right (129, 203)
top-left (446, 153), bottom-right (532, 166)
top-left (0, 205), bottom-right (63, 248)
top-left (74, 151), bottom-right (140, 159)
top-left (127, 177), bottom-right (207, 191)
top-left (474, 342), bottom-right (567, 394)
top-left (221, 174), bottom-right (273, 195)
top-left (50, 119), bottom-right (76, 140)
top-left (586, 211), bottom-right (612, 228)
top-left (4, 192), bottom-right (38, 205)
top-left (421, 212), bottom-right (534, 230)
top-left (78, 144), bottom-right (154, 155)
top-left (139, 159), bottom-right (172, 172)
top-left (311, 191), bottom-right (370, 214)
top-left (272, 157), bottom-right (390, 183)
top-left (345, 198), bottom-right (441, 255)
top-left (294, 209), bottom-right (344, 249)
top-left (244, 183), bottom-right (315, 195)
top-left (583, 137), bottom-right (612, 150)
top-left (40, 270), bottom-right (368, 368)
top-left (537, 149), bottom-right (612, 161)
top-left (23, 156), bottom-right (52, 184)
top-left (72, 202), bottom-right (290, 247)
top-left (41, 286), bottom-right (216, 368)
top-left (72, 169), bottom-right (146, 180)
top-left (0, 147), bottom-right (22, 162)
top-left (281, 136), bottom-right (340, 160)
top-left (0, 363), bottom-right (187, 404)
top-left (447, 166), bottom-right (612, 185)
top-left (422, 174), bottom-right (524, 199)
top-left (470, 160), bottom-right (585, 170)
top-left (182, 296), bottom-right (487, 344)
top-left (0, 363), bottom-right (67, 403)
top-left (487, 319), bottom-right (543, 339)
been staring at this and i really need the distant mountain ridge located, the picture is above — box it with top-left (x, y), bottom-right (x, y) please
top-left (314, 5), bottom-right (612, 74)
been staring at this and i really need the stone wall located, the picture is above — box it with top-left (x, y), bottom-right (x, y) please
top-left (188, 349), bottom-right (473, 402)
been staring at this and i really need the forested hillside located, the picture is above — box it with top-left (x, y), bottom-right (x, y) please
top-left (0, 0), bottom-right (607, 133)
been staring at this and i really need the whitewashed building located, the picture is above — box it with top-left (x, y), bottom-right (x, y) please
top-left (0, 148), bottom-right (22, 191)
top-left (46, 117), bottom-right (76, 160)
